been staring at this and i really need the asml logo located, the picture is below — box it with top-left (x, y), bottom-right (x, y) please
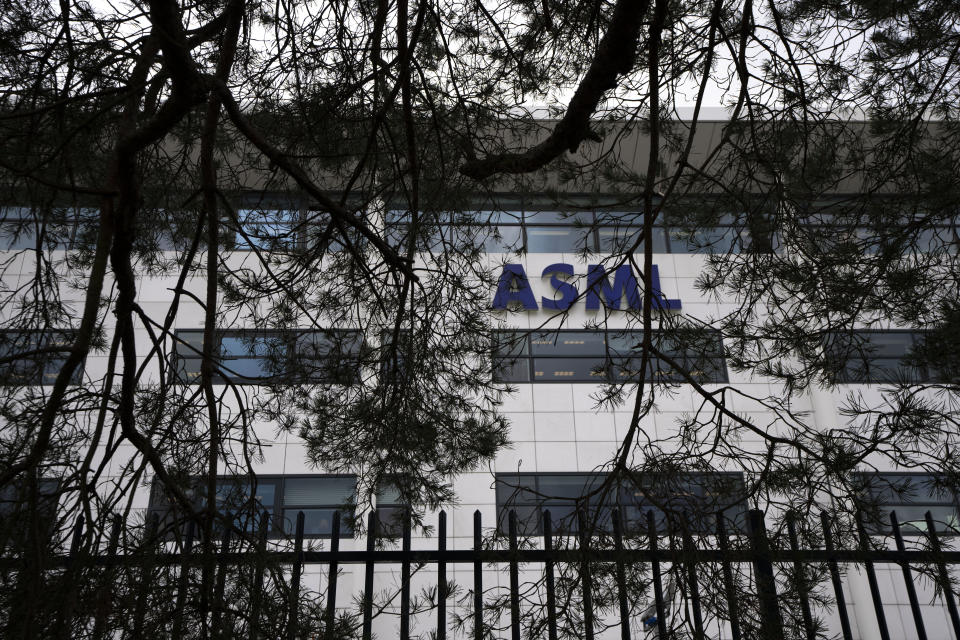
top-left (492, 263), bottom-right (681, 311)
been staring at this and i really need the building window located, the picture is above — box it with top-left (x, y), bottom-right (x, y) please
top-left (495, 473), bottom-right (746, 535)
top-left (0, 478), bottom-right (60, 547)
top-left (0, 206), bottom-right (98, 251)
top-left (382, 203), bottom-right (774, 256)
top-left (148, 475), bottom-right (356, 539)
top-left (373, 482), bottom-right (410, 537)
top-left (226, 208), bottom-right (302, 252)
top-left (0, 331), bottom-right (79, 386)
top-left (494, 329), bottom-right (728, 384)
top-left (828, 330), bottom-right (940, 383)
top-left (173, 329), bottom-right (362, 384)
top-left (856, 473), bottom-right (960, 535)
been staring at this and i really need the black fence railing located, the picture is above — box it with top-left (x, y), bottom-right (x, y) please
top-left (3, 507), bottom-right (960, 639)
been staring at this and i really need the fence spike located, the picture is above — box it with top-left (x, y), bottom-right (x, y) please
top-left (611, 511), bottom-right (630, 640)
top-left (171, 518), bottom-right (197, 638)
top-left (325, 510), bottom-right (341, 640)
top-left (543, 510), bottom-right (558, 640)
top-left (212, 512), bottom-right (232, 639)
top-left (400, 509), bottom-right (412, 640)
top-left (748, 509), bottom-right (785, 639)
top-left (681, 519), bottom-right (705, 640)
top-left (508, 510), bottom-right (521, 640)
top-left (786, 512), bottom-right (816, 640)
top-left (438, 510), bottom-right (448, 640)
top-left (474, 510), bottom-right (483, 640)
top-left (819, 511), bottom-right (853, 640)
top-left (856, 511), bottom-right (891, 640)
top-left (248, 511), bottom-right (270, 640)
top-left (924, 510), bottom-right (960, 639)
top-left (286, 510), bottom-right (305, 640)
top-left (715, 514), bottom-right (742, 640)
top-left (578, 510), bottom-right (595, 640)
top-left (133, 513), bottom-right (159, 638)
top-left (362, 510), bottom-right (377, 640)
top-left (646, 510), bottom-right (668, 639)
top-left (890, 510), bottom-right (928, 640)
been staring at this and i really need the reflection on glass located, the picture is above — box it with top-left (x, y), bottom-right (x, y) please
top-left (526, 227), bottom-right (591, 253)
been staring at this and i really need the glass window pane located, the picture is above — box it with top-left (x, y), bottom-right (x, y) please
top-left (524, 211), bottom-right (592, 225)
top-left (281, 508), bottom-right (353, 535)
top-left (233, 209), bottom-right (299, 251)
top-left (483, 225), bottom-right (522, 252)
top-left (669, 226), bottom-right (734, 253)
top-left (536, 474), bottom-right (604, 500)
top-left (493, 357), bottom-right (530, 382)
top-left (283, 477), bottom-right (355, 505)
top-left (176, 331), bottom-right (205, 355)
top-left (862, 332), bottom-right (917, 358)
top-left (530, 331), bottom-right (608, 356)
top-left (533, 357), bottom-right (611, 382)
top-left (598, 227), bottom-right (669, 254)
top-left (526, 227), bottom-right (591, 253)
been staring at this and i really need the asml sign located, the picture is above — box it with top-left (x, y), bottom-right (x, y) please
top-left (492, 263), bottom-right (681, 311)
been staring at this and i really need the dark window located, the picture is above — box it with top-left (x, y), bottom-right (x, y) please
top-left (496, 472), bottom-right (746, 535)
top-left (856, 473), bottom-right (960, 535)
top-left (0, 206), bottom-right (98, 250)
top-left (227, 209), bottom-right (301, 251)
top-left (494, 329), bottom-right (727, 384)
top-left (173, 329), bottom-right (362, 384)
top-left (148, 475), bottom-right (356, 539)
top-left (0, 331), bottom-right (79, 386)
top-left (828, 331), bottom-right (935, 383)
top-left (374, 483), bottom-right (409, 537)
top-left (0, 478), bottom-right (61, 548)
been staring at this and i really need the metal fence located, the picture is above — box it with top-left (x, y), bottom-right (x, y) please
top-left (3, 507), bottom-right (960, 639)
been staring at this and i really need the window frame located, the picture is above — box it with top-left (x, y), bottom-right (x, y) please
top-left (0, 330), bottom-right (81, 386)
top-left (493, 328), bottom-right (728, 384)
top-left (147, 474), bottom-right (357, 540)
top-left (172, 328), bottom-right (363, 385)
top-left (495, 471), bottom-right (747, 536)
top-left (829, 329), bottom-right (935, 384)
top-left (855, 472), bottom-right (960, 536)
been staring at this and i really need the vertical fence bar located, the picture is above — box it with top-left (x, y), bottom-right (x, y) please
top-left (438, 510), bottom-right (448, 640)
top-left (647, 510), bottom-right (668, 639)
top-left (92, 515), bottom-right (122, 639)
top-left (856, 511), bottom-right (891, 640)
top-left (400, 509), bottom-right (412, 640)
top-left (473, 510), bottom-right (483, 640)
top-left (171, 519), bottom-right (197, 639)
top-left (747, 509), bottom-right (785, 639)
top-left (578, 511), bottom-right (595, 640)
top-left (325, 510), bottom-right (341, 640)
top-left (508, 510), bottom-right (521, 640)
top-left (54, 514), bottom-right (85, 640)
top-left (132, 513), bottom-right (159, 638)
top-left (212, 512), bottom-right (232, 640)
top-left (248, 511), bottom-right (270, 640)
top-left (362, 511), bottom-right (377, 640)
top-left (819, 511), bottom-right (853, 640)
top-left (924, 510), bottom-right (960, 639)
top-left (543, 510), bottom-right (558, 640)
top-left (715, 515), bottom-right (742, 640)
top-left (890, 511), bottom-right (928, 640)
top-left (786, 512), bottom-right (816, 640)
top-left (286, 511), bottom-right (305, 640)
top-left (611, 511), bottom-right (630, 640)
top-left (681, 522), bottom-right (705, 640)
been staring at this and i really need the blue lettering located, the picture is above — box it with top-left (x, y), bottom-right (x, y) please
top-left (492, 264), bottom-right (539, 310)
top-left (541, 263), bottom-right (578, 310)
top-left (586, 264), bottom-right (642, 310)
